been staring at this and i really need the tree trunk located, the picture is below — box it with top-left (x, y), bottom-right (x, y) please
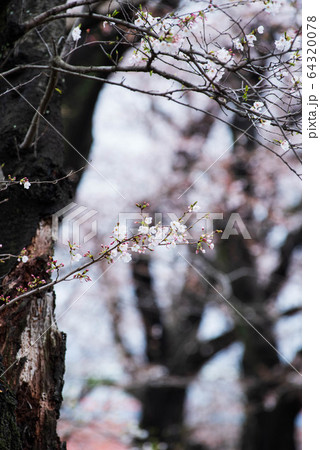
top-left (0, 358), bottom-right (22, 450)
top-left (241, 384), bottom-right (301, 450)
top-left (0, 221), bottom-right (66, 449)
top-left (226, 113), bottom-right (302, 450)
top-left (140, 384), bottom-right (187, 446)
top-left (0, 1), bottom-right (69, 447)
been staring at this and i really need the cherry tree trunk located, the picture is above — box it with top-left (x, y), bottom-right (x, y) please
top-left (0, 0), bottom-right (69, 447)
top-left (0, 221), bottom-right (66, 450)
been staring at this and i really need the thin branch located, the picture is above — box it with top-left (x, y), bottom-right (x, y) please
top-left (22, 0), bottom-right (101, 32)
top-left (19, 67), bottom-right (58, 150)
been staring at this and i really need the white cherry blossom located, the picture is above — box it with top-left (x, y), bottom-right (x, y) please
top-left (233, 38), bottom-right (244, 51)
top-left (71, 253), bottom-right (82, 262)
top-left (204, 62), bottom-right (224, 82)
top-left (119, 243), bottom-right (128, 252)
top-left (215, 48), bottom-right (232, 63)
top-left (120, 252), bottom-right (132, 263)
top-left (280, 140), bottom-right (289, 151)
top-left (250, 101), bottom-right (264, 112)
top-left (72, 25), bottom-right (81, 42)
top-left (111, 249), bottom-right (118, 258)
top-left (113, 225), bottom-right (126, 240)
top-left (246, 34), bottom-right (257, 47)
top-left (138, 225), bottom-right (149, 234)
top-left (275, 35), bottom-right (292, 52)
top-left (131, 243), bottom-right (141, 252)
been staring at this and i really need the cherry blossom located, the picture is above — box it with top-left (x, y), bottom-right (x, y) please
top-left (215, 48), bottom-right (232, 63)
top-left (119, 243), bottom-right (129, 252)
top-left (149, 226), bottom-right (157, 235)
top-left (188, 203), bottom-right (200, 212)
top-left (280, 140), bottom-right (289, 151)
top-left (170, 221), bottom-right (187, 234)
top-left (204, 62), bottom-right (224, 82)
top-left (246, 34), bottom-right (257, 48)
top-left (113, 225), bottom-right (126, 240)
top-left (258, 119), bottom-right (271, 127)
top-left (129, 49), bottom-right (147, 65)
top-left (71, 25), bottom-right (81, 42)
top-left (131, 243), bottom-right (141, 252)
top-left (250, 101), bottom-right (264, 112)
top-left (138, 225), bottom-right (149, 234)
top-left (120, 252), bottom-right (132, 263)
top-left (233, 38), bottom-right (244, 51)
top-left (20, 177), bottom-right (31, 189)
top-left (134, 11), bottom-right (159, 28)
top-left (71, 253), bottom-right (82, 262)
top-left (1, 202), bottom-right (219, 307)
top-left (111, 249), bottom-right (118, 258)
top-left (134, 16), bottom-right (146, 27)
top-left (264, 0), bottom-right (283, 14)
top-left (275, 34), bottom-right (292, 52)
top-left (17, 248), bottom-right (29, 263)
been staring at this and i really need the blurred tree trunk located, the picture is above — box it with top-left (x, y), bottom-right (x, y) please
top-left (140, 384), bottom-right (187, 445)
top-left (131, 256), bottom-right (236, 449)
top-left (226, 115), bottom-right (302, 450)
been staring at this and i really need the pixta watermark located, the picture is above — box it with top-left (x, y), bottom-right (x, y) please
top-left (52, 202), bottom-right (98, 245)
top-left (117, 211), bottom-right (251, 240)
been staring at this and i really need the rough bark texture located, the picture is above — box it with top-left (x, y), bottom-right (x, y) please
top-left (0, 0), bottom-right (72, 278)
top-left (0, 359), bottom-right (22, 450)
top-left (0, 1), bottom-right (69, 448)
top-left (0, 221), bottom-right (66, 449)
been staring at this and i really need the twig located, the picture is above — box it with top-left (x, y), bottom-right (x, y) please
top-left (19, 66), bottom-right (59, 150)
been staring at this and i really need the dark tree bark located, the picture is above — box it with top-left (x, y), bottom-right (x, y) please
top-left (0, 359), bottom-right (22, 450)
top-left (0, 1), bottom-right (69, 447)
